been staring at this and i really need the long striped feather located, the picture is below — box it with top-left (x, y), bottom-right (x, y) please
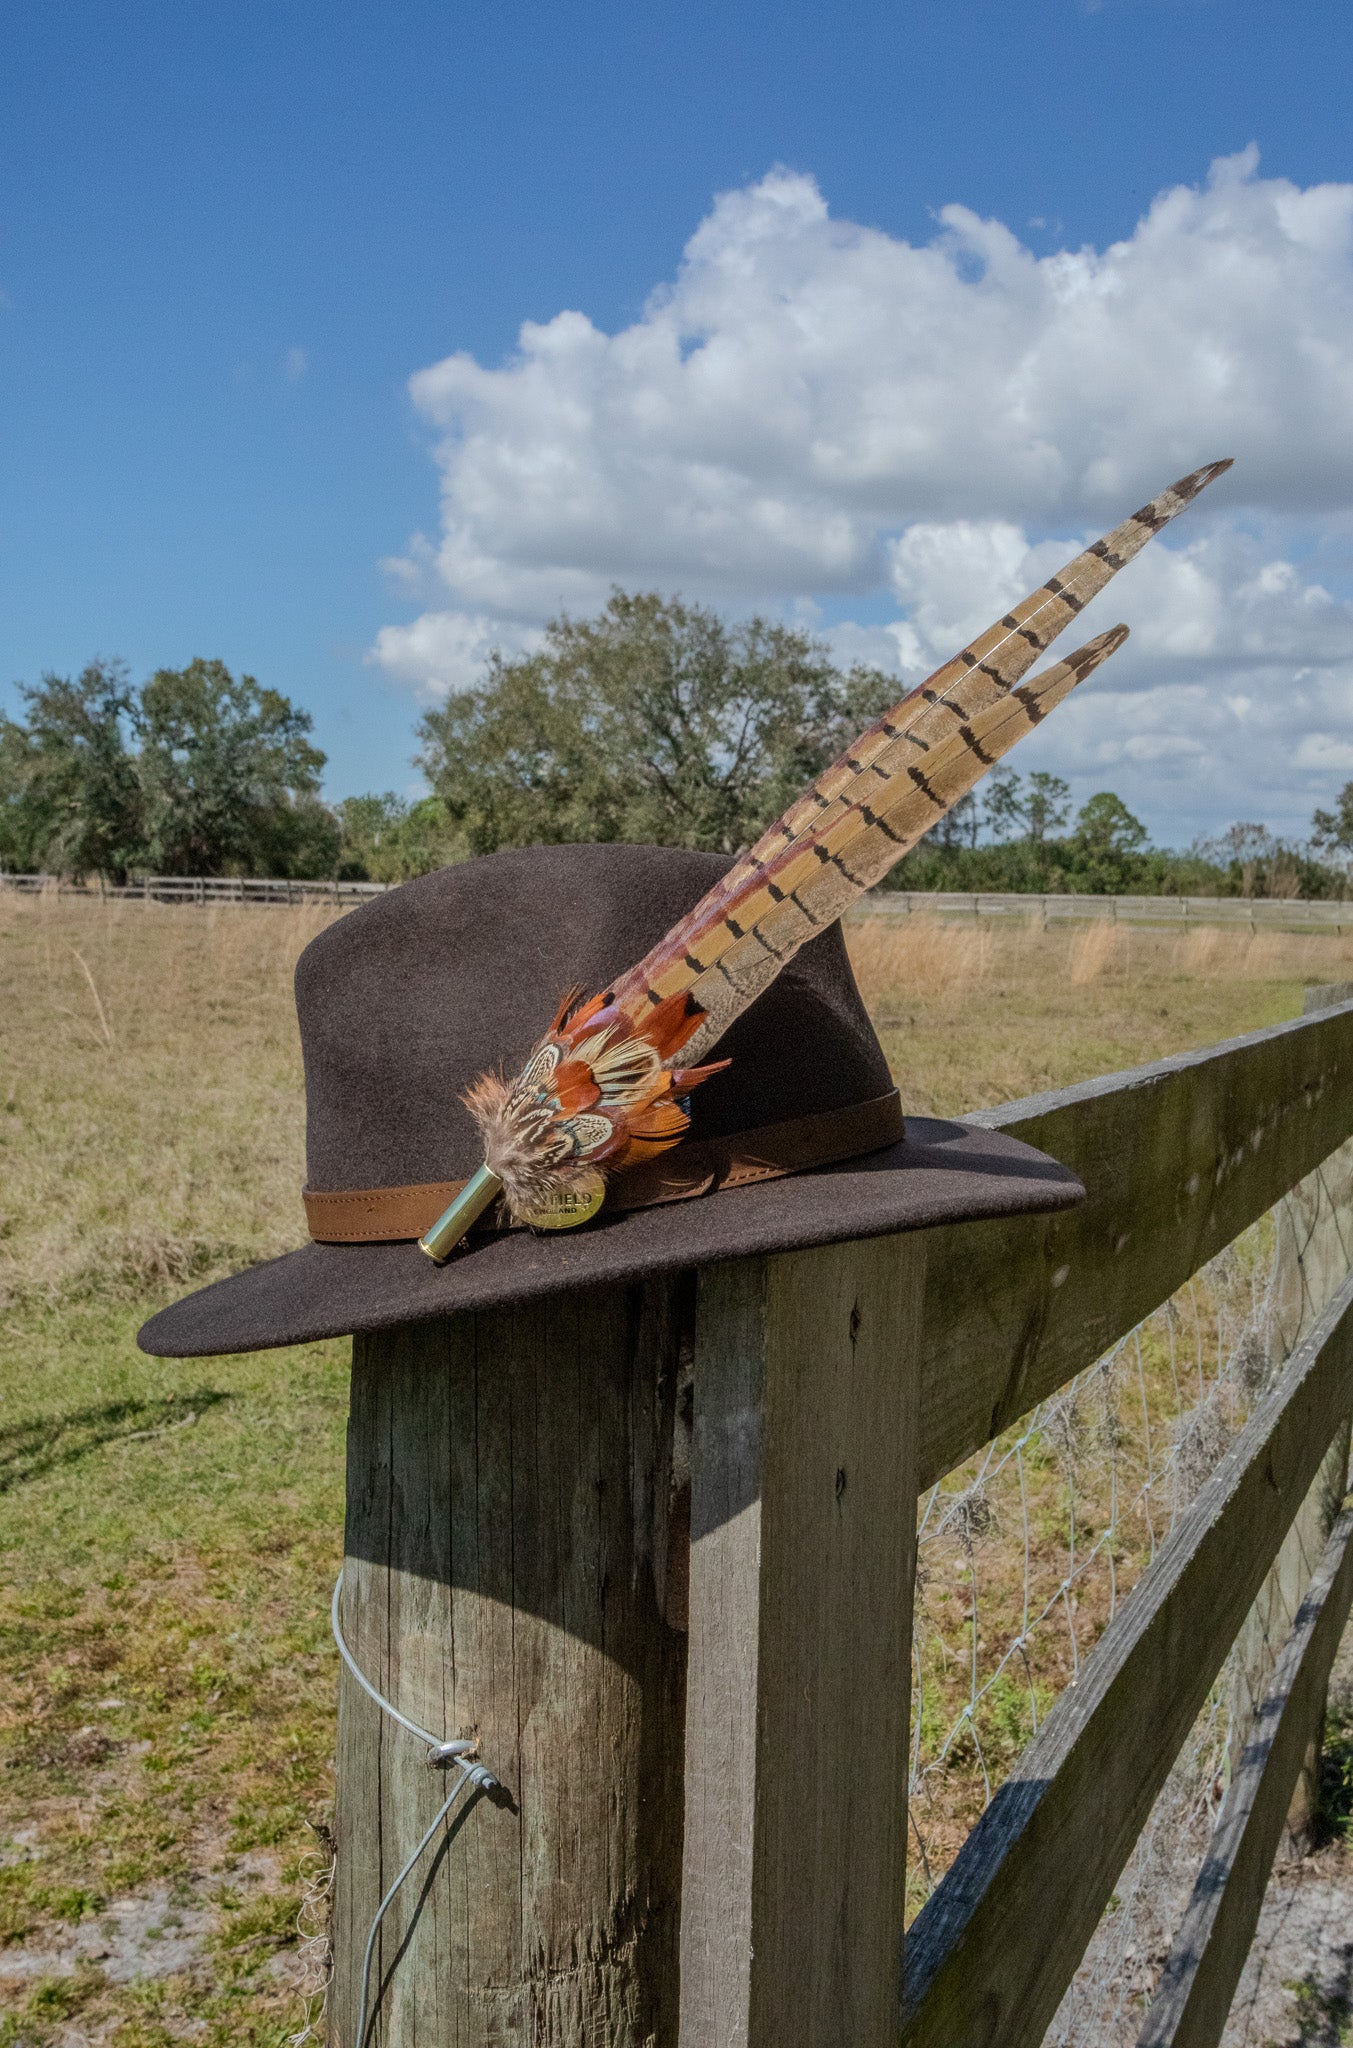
top-left (662, 623), bottom-right (1128, 1061)
top-left (608, 459), bottom-right (1231, 1046)
top-left (440, 458), bottom-right (1230, 1244)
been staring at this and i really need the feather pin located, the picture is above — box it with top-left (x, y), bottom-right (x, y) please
top-left (422, 459), bottom-right (1231, 1257)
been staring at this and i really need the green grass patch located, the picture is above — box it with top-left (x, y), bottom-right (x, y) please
top-left (0, 1295), bottom-right (347, 2040)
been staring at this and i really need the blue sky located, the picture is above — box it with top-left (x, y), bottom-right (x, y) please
top-left (4, 0), bottom-right (1353, 841)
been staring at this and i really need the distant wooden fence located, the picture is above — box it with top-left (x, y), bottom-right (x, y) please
top-left (5, 870), bottom-right (1353, 932)
top-left (330, 992), bottom-right (1353, 2045)
top-left (0, 871), bottom-right (389, 906)
top-left (860, 888), bottom-right (1353, 933)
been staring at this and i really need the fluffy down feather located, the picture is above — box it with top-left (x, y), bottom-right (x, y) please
top-left (464, 986), bottom-right (726, 1224)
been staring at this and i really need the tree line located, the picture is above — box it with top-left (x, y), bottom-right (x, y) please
top-left (1, 659), bottom-right (335, 883)
top-left (0, 657), bottom-right (460, 885)
top-left (5, 596), bottom-right (1353, 898)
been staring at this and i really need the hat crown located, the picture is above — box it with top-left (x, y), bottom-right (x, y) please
top-left (295, 842), bottom-right (894, 1195)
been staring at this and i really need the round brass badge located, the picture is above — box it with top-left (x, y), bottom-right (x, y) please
top-left (516, 1170), bottom-right (607, 1231)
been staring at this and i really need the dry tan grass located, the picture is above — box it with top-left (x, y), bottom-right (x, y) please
top-left (1067, 919), bottom-right (1130, 985)
top-left (843, 913), bottom-right (994, 1003)
top-left (846, 910), bottom-right (1352, 1117)
top-left (3, 894), bottom-right (1344, 1309)
top-left (1177, 924), bottom-right (1233, 977)
top-left (0, 894), bottom-right (344, 1309)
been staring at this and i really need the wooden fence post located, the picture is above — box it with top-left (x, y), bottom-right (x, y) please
top-left (679, 1234), bottom-right (926, 2048)
top-left (331, 1279), bottom-right (689, 2046)
top-left (1230, 982), bottom-right (1353, 1849)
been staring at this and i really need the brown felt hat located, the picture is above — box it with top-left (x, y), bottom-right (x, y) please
top-left (138, 843), bottom-right (1084, 1357)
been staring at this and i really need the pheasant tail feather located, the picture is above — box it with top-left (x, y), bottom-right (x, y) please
top-left (608, 460), bottom-right (1230, 1052)
top-left (663, 622), bottom-right (1128, 1062)
top-left (444, 459), bottom-right (1230, 1238)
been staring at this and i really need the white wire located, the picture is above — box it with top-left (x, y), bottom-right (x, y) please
top-left (331, 1571), bottom-right (497, 2045)
top-left (331, 1571), bottom-right (480, 1765)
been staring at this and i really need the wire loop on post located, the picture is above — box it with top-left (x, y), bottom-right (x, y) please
top-left (331, 1571), bottom-right (497, 2045)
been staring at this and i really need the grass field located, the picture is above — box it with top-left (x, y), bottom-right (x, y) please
top-left (2, 891), bottom-right (1352, 2044)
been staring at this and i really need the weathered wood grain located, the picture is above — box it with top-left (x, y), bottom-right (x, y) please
top-left (323, 985), bottom-right (1353, 2040)
top-left (1229, 981), bottom-right (1353, 1851)
top-left (331, 1281), bottom-right (688, 2047)
top-left (918, 998), bottom-right (1353, 1485)
top-left (679, 1235), bottom-right (927, 2048)
top-left (1137, 1505), bottom-right (1353, 2048)
top-left (900, 1268), bottom-right (1353, 2048)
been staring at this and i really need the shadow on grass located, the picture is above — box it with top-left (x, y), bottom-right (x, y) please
top-left (0, 1389), bottom-right (230, 1494)
top-left (1281, 1971), bottom-right (1353, 2048)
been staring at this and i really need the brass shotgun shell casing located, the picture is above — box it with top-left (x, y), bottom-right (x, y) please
top-left (418, 1164), bottom-right (505, 1263)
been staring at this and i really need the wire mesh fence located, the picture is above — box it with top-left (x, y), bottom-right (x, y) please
top-left (907, 1206), bottom-right (1312, 2043)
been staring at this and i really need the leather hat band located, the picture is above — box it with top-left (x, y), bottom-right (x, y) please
top-left (303, 1089), bottom-right (905, 1245)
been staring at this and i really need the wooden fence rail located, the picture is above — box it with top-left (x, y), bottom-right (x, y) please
top-left (894, 998), bottom-right (1353, 2046)
top-left (1139, 1504), bottom-right (1353, 2048)
top-left (329, 992), bottom-right (1353, 2045)
top-left (901, 1271), bottom-right (1353, 2048)
top-left (922, 997), bottom-right (1353, 1484)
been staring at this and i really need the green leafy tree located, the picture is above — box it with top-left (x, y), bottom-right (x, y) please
top-left (1024, 771), bottom-right (1072, 843)
top-left (1312, 785), bottom-right (1353, 857)
top-left (0, 661), bottom-right (144, 880)
top-left (248, 788), bottom-right (343, 879)
top-left (982, 767), bottom-right (1024, 842)
top-left (392, 796), bottom-right (465, 876)
top-left (0, 715), bottom-right (39, 871)
top-left (1066, 792), bottom-right (1151, 893)
top-left (335, 792), bottom-right (464, 881)
top-left (137, 659), bottom-right (335, 876)
top-left (1197, 821), bottom-right (1320, 900)
top-left (417, 591), bottom-right (895, 856)
top-left (335, 793), bottom-right (408, 879)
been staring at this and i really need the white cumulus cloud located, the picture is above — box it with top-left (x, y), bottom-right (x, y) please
top-left (373, 150), bottom-right (1353, 837)
top-left (369, 610), bottom-right (543, 703)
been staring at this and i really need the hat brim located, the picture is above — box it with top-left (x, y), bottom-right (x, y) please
top-left (138, 1117), bottom-right (1082, 1358)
